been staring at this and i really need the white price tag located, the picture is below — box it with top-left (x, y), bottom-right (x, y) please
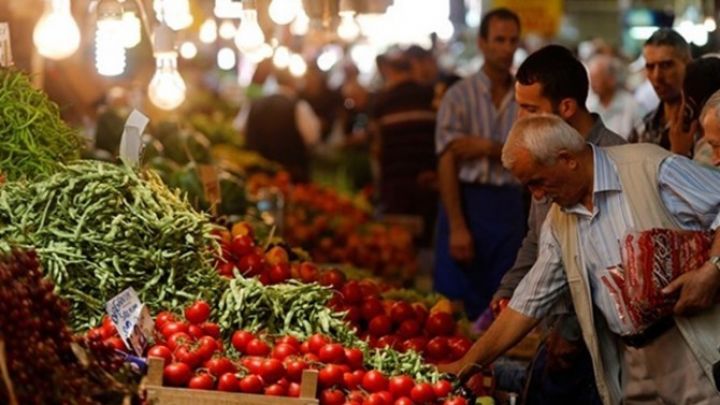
top-left (105, 287), bottom-right (154, 356)
top-left (0, 23), bottom-right (13, 68)
top-left (119, 109), bottom-right (149, 167)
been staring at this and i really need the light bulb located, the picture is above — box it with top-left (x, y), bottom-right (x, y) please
top-left (289, 53), bottom-right (307, 77)
top-left (219, 20), bottom-right (237, 40)
top-left (269, 0), bottom-right (299, 25)
top-left (95, 3), bottom-right (126, 77)
top-left (200, 18), bottom-right (218, 43)
top-left (235, 9), bottom-right (265, 54)
top-left (217, 47), bottom-right (236, 70)
top-left (154, 0), bottom-right (193, 31)
top-left (317, 47), bottom-right (339, 72)
top-left (148, 52), bottom-right (186, 110)
top-left (179, 41), bottom-right (197, 59)
top-left (337, 13), bottom-right (360, 42)
top-left (121, 11), bottom-right (142, 48)
top-left (273, 46), bottom-right (290, 68)
top-left (290, 8), bottom-right (309, 36)
top-left (33, 0), bottom-right (81, 60)
top-left (245, 43), bottom-right (272, 63)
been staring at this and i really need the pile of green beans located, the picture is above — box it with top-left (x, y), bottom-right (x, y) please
top-left (0, 68), bottom-right (84, 181)
top-left (0, 160), bottom-right (224, 331)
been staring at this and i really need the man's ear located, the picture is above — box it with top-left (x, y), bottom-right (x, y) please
top-left (557, 149), bottom-right (579, 169)
top-left (557, 98), bottom-right (578, 121)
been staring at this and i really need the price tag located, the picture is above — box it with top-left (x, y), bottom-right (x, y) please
top-left (119, 109), bottom-right (149, 167)
top-left (0, 23), bottom-right (13, 68)
top-left (198, 164), bottom-right (221, 215)
top-left (105, 287), bottom-right (154, 356)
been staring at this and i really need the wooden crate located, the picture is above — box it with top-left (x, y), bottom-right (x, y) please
top-left (144, 357), bottom-right (319, 405)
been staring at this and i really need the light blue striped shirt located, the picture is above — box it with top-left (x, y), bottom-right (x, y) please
top-left (435, 70), bottom-right (519, 185)
top-left (509, 145), bottom-right (720, 335)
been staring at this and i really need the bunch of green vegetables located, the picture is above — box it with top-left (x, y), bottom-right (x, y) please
top-left (0, 68), bottom-right (84, 181)
top-left (0, 160), bottom-right (224, 330)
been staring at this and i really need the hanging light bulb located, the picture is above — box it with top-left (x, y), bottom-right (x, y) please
top-left (273, 46), bottom-right (290, 68)
top-left (148, 25), bottom-right (186, 110)
top-left (153, 0), bottom-right (193, 31)
top-left (33, 0), bottom-right (81, 60)
top-left (179, 41), bottom-right (198, 59)
top-left (290, 7), bottom-right (310, 36)
top-left (217, 47), bottom-right (236, 70)
top-left (245, 43), bottom-right (272, 63)
top-left (288, 53), bottom-right (307, 77)
top-left (121, 11), bottom-right (142, 48)
top-left (199, 18), bottom-right (218, 43)
top-left (269, 0), bottom-right (300, 25)
top-left (95, 0), bottom-right (126, 76)
top-left (218, 20), bottom-right (237, 40)
top-left (337, 0), bottom-right (359, 42)
top-left (235, 5), bottom-right (265, 54)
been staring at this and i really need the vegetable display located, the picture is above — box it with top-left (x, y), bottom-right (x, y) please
top-left (0, 160), bottom-right (223, 330)
top-left (0, 68), bottom-right (84, 181)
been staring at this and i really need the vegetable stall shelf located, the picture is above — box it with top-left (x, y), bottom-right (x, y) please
top-left (144, 357), bottom-right (319, 405)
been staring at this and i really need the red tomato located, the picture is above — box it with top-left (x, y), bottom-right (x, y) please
top-left (358, 280), bottom-right (380, 298)
top-left (304, 352), bottom-right (320, 363)
top-left (276, 335), bottom-right (301, 349)
top-left (231, 234), bottom-right (255, 257)
top-left (265, 383), bottom-right (287, 396)
top-left (347, 390), bottom-right (367, 403)
top-left (364, 392), bottom-right (387, 405)
top-left (259, 358), bottom-right (286, 384)
top-left (188, 374), bottom-right (214, 390)
top-left (167, 332), bottom-right (193, 351)
top-left (298, 261), bottom-right (319, 283)
top-left (394, 397), bottom-right (415, 405)
top-left (272, 343), bottom-right (297, 361)
top-left (104, 336), bottom-right (126, 351)
top-left (425, 337), bottom-right (449, 360)
top-left (345, 306), bottom-right (362, 325)
top-left (342, 371), bottom-right (360, 390)
top-left (443, 397), bottom-right (468, 405)
top-left (174, 346), bottom-right (202, 368)
top-left (318, 364), bottom-right (345, 388)
top-left (185, 300), bottom-right (211, 324)
top-left (285, 358), bottom-right (307, 382)
top-left (447, 337), bottom-right (472, 361)
top-left (368, 315), bottom-right (393, 337)
top-left (200, 322), bottom-right (221, 338)
top-left (238, 253), bottom-right (266, 277)
top-left (319, 268), bottom-right (346, 290)
top-left (163, 362), bottom-right (192, 387)
top-left (288, 382), bottom-right (301, 397)
top-left (239, 374), bottom-right (265, 394)
top-left (155, 311), bottom-right (176, 331)
top-left (390, 301), bottom-right (415, 323)
top-left (195, 336), bottom-right (218, 361)
top-left (410, 383), bottom-right (436, 403)
top-left (308, 333), bottom-right (331, 354)
top-left (188, 325), bottom-right (204, 339)
top-left (361, 299), bottom-right (385, 321)
top-left (217, 373), bottom-right (239, 392)
top-left (86, 327), bottom-right (104, 341)
top-left (319, 343), bottom-right (346, 364)
top-left (388, 375), bottom-right (415, 398)
top-left (400, 337), bottom-right (427, 354)
top-left (376, 335), bottom-right (400, 350)
top-left (205, 357), bottom-right (236, 377)
top-left (231, 330), bottom-right (255, 353)
top-left (344, 348), bottom-right (364, 370)
top-left (397, 319), bottom-right (421, 338)
top-left (362, 370), bottom-right (388, 393)
top-left (147, 345), bottom-right (173, 365)
top-left (412, 303), bottom-right (429, 325)
top-left (377, 391), bottom-right (394, 404)
top-left (241, 356), bottom-right (265, 375)
top-left (424, 313), bottom-right (455, 337)
top-left (341, 281), bottom-right (363, 305)
top-left (319, 388), bottom-right (346, 405)
top-left (300, 341), bottom-right (312, 354)
top-left (162, 321), bottom-right (190, 339)
top-left (433, 380), bottom-right (453, 398)
top-left (268, 263), bottom-right (291, 284)
top-left (101, 321), bottom-right (117, 339)
top-left (245, 338), bottom-right (271, 357)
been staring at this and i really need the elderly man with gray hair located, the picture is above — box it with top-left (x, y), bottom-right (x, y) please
top-left (701, 89), bottom-right (720, 166)
top-left (440, 114), bottom-right (720, 404)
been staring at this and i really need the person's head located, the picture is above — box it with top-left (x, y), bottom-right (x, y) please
top-left (478, 8), bottom-right (520, 73)
top-left (700, 89), bottom-right (720, 166)
top-left (502, 115), bottom-right (590, 207)
top-left (382, 50), bottom-right (413, 86)
top-left (682, 56), bottom-right (720, 129)
top-left (643, 28), bottom-right (691, 103)
top-left (515, 45), bottom-right (589, 121)
top-left (588, 53), bottom-right (624, 100)
top-left (405, 44), bottom-right (439, 85)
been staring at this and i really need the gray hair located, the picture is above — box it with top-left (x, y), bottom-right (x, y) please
top-left (589, 53), bottom-right (626, 88)
top-left (701, 89), bottom-right (720, 123)
top-left (502, 115), bottom-right (587, 170)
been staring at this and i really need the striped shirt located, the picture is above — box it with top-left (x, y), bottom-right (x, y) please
top-left (435, 70), bottom-right (518, 185)
top-left (509, 145), bottom-right (720, 335)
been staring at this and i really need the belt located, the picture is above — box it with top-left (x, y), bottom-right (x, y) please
top-left (620, 317), bottom-right (675, 348)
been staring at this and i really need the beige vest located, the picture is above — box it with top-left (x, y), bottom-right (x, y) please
top-left (549, 144), bottom-right (720, 405)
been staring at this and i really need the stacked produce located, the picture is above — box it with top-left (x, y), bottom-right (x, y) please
top-left (0, 250), bottom-right (120, 404)
top-left (0, 160), bottom-right (223, 330)
top-left (0, 68), bottom-right (84, 181)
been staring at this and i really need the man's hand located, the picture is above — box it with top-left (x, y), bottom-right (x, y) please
top-left (668, 108), bottom-right (697, 157)
top-left (447, 137), bottom-right (492, 160)
top-left (450, 226), bottom-right (474, 263)
top-left (436, 357), bottom-right (474, 377)
top-left (662, 261), bottom-right (720, 315)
